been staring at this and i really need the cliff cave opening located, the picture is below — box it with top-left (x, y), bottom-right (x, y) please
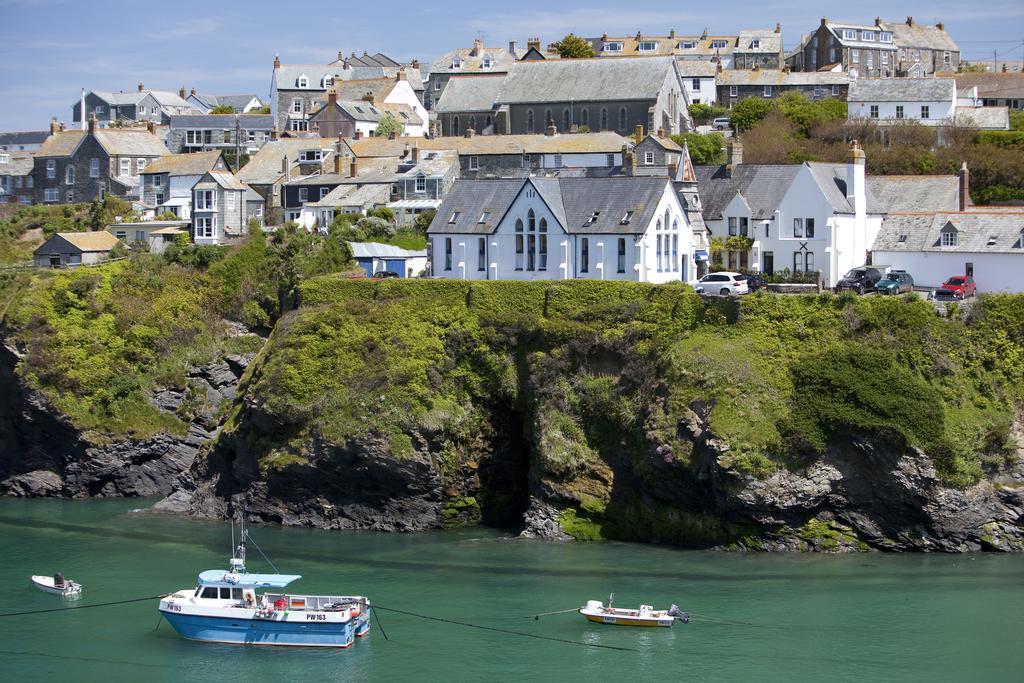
top-left (475, 407), bottom-right (531, 530)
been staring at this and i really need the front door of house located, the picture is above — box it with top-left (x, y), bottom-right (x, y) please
top-left (966, 262), bottom-right (974, 276)
top-left (763, 251), bottom-right (774, 275)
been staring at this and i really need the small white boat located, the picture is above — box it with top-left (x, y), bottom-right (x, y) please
top-left (579, 596), bottom-right (688, 628)
top-left (31, 573), bottom-right (82, 596)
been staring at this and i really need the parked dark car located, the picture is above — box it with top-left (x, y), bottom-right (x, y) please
top-left (736, 273), bottom-right (765, 292)
top-left (875, 270), bottom-right (914, 295)
top-left (834, 267), bottom-right (882, 294)
top-left (934, 275), bottom-right (976, 300)
top-left (372, 271), bottom-right (400, 279)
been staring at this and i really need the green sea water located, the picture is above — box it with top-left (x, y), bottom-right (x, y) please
top-left (0, 498), bottom-right (1021, 682)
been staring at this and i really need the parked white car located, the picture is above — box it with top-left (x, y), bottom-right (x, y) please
top-left (694, 271), bottom-right (749, 296)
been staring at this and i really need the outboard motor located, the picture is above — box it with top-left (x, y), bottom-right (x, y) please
top-left (667, 604), bottom-right (690, 623)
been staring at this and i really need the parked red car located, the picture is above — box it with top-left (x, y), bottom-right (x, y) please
top-left (934, 275), bottom-right (976, 300)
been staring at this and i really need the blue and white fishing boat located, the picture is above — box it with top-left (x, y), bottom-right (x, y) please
top-left (158, 521), bottom-right (371, 648)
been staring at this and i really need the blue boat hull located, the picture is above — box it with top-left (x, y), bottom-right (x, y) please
top-left (160, 609), bottom-right (372, 648)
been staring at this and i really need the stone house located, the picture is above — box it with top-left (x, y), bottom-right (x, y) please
top-left (33, 231), bottom-right (120, 267)
top-left (794, 18), bottom-right (898, 78)
top-left (0, 153), bottom-right (33, 204)
top-left (880, 17), bottom-right (960, 76)
top-left (427, 173), bottom-right (700, 282)
top-left (434, 57), bottom-right (691, 137)
top-left (847, 78), bottom-right (956, 125)
top-left (327, 75), bottom-right (428, 137)
top-left (949, 73), bottom-right (1024, 110)
top-left (139, 150), bottom-right (227, 219)
top-left (717, 69), bottom-right (851, 108)
top-left (166, 114), bottom-right (275, 155)
top-left (0, 131), bottom-right (48, 152)
top-left (72, 85), bottom-right (195, 127)
top-left (32, 117), bottom-right (169, 204)
top-left (428, 38), bottom-right (520, 110)
top-left (191, 170), bottom-right (263, 245)
top-left (235, 138), bottom-right (338, 224)
top-left (185, 91), bottom-right (264, 114)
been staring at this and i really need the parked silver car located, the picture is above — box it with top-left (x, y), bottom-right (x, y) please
top-left (695, 271), bottom-right (749, 296)
top-left (712, 117), bottom-right (732, 130)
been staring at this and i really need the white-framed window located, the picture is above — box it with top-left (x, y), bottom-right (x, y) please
top-left (880, 32), bottom-right (892, 43)
top-left (115, 230), bottom-right (126, 239)
top-left (46, 159), bottom-right (56, 179)
top-left (227, 192), bottom-right (236, 210)
top-left (297, 74), bottom-right (308, 88)
top-left (607, 153), bottom-right (615, 166)
top-left (448, 211), bottom-right (460, 224)
top-left (289, 120), bottom-right (308, 132)
top-left (814, 87), bottom-right (825, 98)
top-left (195, 216), bottom-right (215, 239)
top-left (711, 40), bottom-right (728, 49)
top-left (867, 52), bottom-right (874, 68)
top-left (137, 158), bottom-right (146, 172)
top-left (65, 190), bottom-right (74, 203)
top-left (751, 39), bottom-right (760, 49)
top-left (478, 211), bottom-right (490, 223)
top-left (415, 175), bottom-right (426, 192)
top-left (195, 189), bottom-right (215, 211)
top-left (943, 51), bottom-right (951, 65)
top-left (870, 105), bottom-right (879, 118)
top-left (119, 158), bottom-right (130, 176)
top-left (299, 150), bottom-right (322, 162)
top-left (482, 56), bottom-right (494, 69)
top-left (90, 158), bottom-right (99, 178)
top-left (248, 130), bottom-right (256, 143)
top-left (896, 106), bottom-right (904, 119)
top-left (729, 85), bottom-right (738, 97)
top-left (291, 98), bottom-right (303, 115)
top-left (764, 85), bottom-right (773, 97)
top-left (43, 188), bottom-right (57, 202)
top-left (842, 29), bottom-right (857, 40)
top-left (152, 174), bottom-right (162, 187)
top-left (832, 85), bottom-right (841, 96)
top-left (861, 31), bottom-right (874, 41)
top-left (320, 74), bottom-right (332, 88)
top-left (882, 52), bottom-right (889, 65)
top-left (603, 42), bottom-right (623, 52)
top-left (468, 156), bottom-right (479, 171)
top-left (298, 187), bottom-right (308, 202)
top-left (65, 165), bottom-right (75, 184)
top-left (941, 230), bottom-right (958, 247)
top-left (638, 41), bottom-right (657, 52)
top-left (434, 80), bottom-right (442, 91)
top-left (94, 105), bottom-right (105, 115)
top-left (921, 106), bottom-right (930, 119)
top-left (692, 78), bottom-right (701, 91)
top-left (451, 58), bottom-right (463, 69)
top-left (644, 151), bottom-right (654, 165)
top-left (793, 217), bottom-right (804, 238)
top-left (852, 49), bottom-right (859, 64)
top-left (680, 41), bottom-right (696, 49)
top-left (806, 218), bottom-right (815, 238)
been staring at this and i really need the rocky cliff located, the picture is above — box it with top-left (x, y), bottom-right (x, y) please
top-left (154, 279), bottom-right (1024, 552)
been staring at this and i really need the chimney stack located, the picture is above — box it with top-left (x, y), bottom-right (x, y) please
top-left (936, 22), bottom-right (944, 31)
top-left (146, 121), bottom-right (155, 134)
top-left (411, 58), bottom-right (419, 69)
top-left (411, 144), bottom-right (419, 162)
top-left (354, 129), bottom-right (363, 140)
top-left (191, 87), bottom-right (197, 97)
top-left (88, 114), bottom-right (97, 134)
top-left (334, 152), bottom-right (343, 175)
top-left (727, 140), bottom-right (743, 172)
top-left (80, 88), bottom-right (86, 131)
top-left (50, 117), bottom-right (60, 135)
top-left (509, 40), bottom-right (517, 55)
top-left (527, 37), bottom-right (540, 50)
top-left (472, 38), bottom-right (484, 56)
top-left (179, 86), bottom-right (186, 99)
top-left (875, 17), bottom-right (882, 27)
top-left (137, 83), bottom-right (144, 92)
top-left (350, 158), bottom-right (359, 177)
top-left (465, 127), bottom-right (475, 138)
top-left (634, 124), bottom-right (643, 144)
top-left (388, 131), bottom-right (398, 140)
top-left (397, 67), bottom-right (407, 82)
top-left (775, 23), bottom-right (781, 33)
top-left (274, 54), bottom-right (281, 69)
top-left (820, 17), bottom-right (827, 27)
top-left (959, 162), bottom-right (970, 211)
top-left (338, 50), bottom-right (344, 62)
top-left (328, 92), bottom-right (337, 107)
top-left (281, 155), bottom-right (289, 180)
top-left (657, 127), bottom-right (665, 138)
top-left (669, 29), bottom-right (676, 38)
top-left (846, 139), bottom-right (866, 212)
top-left (545, 123), bottom-right (557, 136)
top-left (906, 16), bottom-right (914, 27)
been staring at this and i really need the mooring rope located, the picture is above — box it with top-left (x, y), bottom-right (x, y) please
top-left (372, 604), bottom-right (635, 652)
top-left (0, 595), bottom-right (167, 618)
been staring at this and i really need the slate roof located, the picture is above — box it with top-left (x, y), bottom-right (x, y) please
top-left (307, 183), bottom-right (390, 208)
top-left (823, 22), bottom-right (894, 49)
top-left (0, 131), bottom-right (49, 147)
top-left (848, 78), bottom-right (956, 103)
top-left (955, 106), bottom-right (1011, 130)
top-left (204, 169), bottom-right (248, 191)
top-left (93, 129), bottom-right (170, 157)
top-left (866, 175), bottom-right (961, 213)
top-left (434, 132), bottom-right (628, 155)
top-left (675, 60), bottom-right (719, 77)
top-left (873, 211), bottom-right (1024, 253)
top-left (211, 94), bottom-right (261, 111)
top-left (432, 75), bottom-right (505, 112)
top-left (237, 138), bottom-right (338, 185)
top-left (331, 78), bottom-right (397, 103)
top-left (383, 103), bottom-right (423, 126)
top-left (735, 30), bottom-right (783, 54)
top-left (431, 45), bottom-right (518, 75)
top-left (428, 176), bottom-right (672, 235)
top-left (275, 64), bottom-right (385, 91)
top-left (310, 100), bottom-right (384, 122)
top-left (36, 130), bottom-right (86, 157)
top-left (140, 150), bottom-right (223, 176)
top-left (587, 33), bottom-right (745, 57)
top-left (879, 19), bottom-right (959, 52)
top-left (694, 164), bottom-right (800, 220)
top-left (0, 155), bottom-right (33, 176)
top-left (948, 73), bottom-right (1024, 99)
top-left (169, 114), bottom-right (275, 129)
top-left (499, 57), bottom-right (679, 104)
top-left (717, 70), bottom-right (851, 86)
top-left (805, 163), bottom-right (881, 214)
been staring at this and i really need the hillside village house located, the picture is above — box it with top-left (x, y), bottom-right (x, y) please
top-left (434, 57), bottom-right (692, 137)
top-left (325, 74), bottom-right (428, 137)
top-left (947, 73), bottom-right (1024, 110)
top-left (882, 17), bottom-right (960, 76)
top-left (191, 170), bottom-right (263, 245)
top-left (166, 114), bottom-right (275, 155)
top-left (107, 220), bottom-right (189, 254)
top-left (717, 69), bottom-right (851, 108)
top-left (848, 78), bottom-right (956, 125)
top-left (677, 61), bottom-right (719, 106)
top-left (308, 90), bottom-right (426, 139)
top-left (427, 173), bottom-right (702, 283)
top-left (33, 231), bottom-right (120, 267)
top-left (72, 86), bottom-right (195, 127)
top-left (185, 91), bottom-right (264, 114)
top-left (0, 131), bottom-right (48, 152)
top-left (696, 141), bottom-right (883, 287)
top-left (428, 38), bottom-right (520, 110)
top-left (0, 154), bottom-right (33, 204)
top-left (236, 138), bottom-right (339, 223)
top-left (585, 28), bottom-right (786, 70)
top-left (32, 117), bottom-right (169, 204)
top-left (139, 150), bottom-right (227, 219)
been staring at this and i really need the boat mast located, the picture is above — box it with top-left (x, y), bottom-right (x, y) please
top-left (230, 515), bottom-right (247, 574)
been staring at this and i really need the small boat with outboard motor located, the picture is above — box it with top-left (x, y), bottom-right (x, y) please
top-left (579, 594), bottom-right (688, 627)
top-left (31, 573), bottom-right (82, 596)
top-left (158, 519), bottom-right (371, 648)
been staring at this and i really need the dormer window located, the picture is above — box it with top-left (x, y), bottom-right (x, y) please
top-left (299, 150), bottom-right (323, 162)
top-left (879, 32), bottom-right (893, 43)
top-left (482, 55), bottom-right (494, 69)
top-left (679, 41), bottom-right (696, 49)
top-left (638, 41), bottom-right (657, 52)
top-left (940, 224), bottom-right (959, 247)
top-left (320, 74), bottom-right (332, 88)
top-left (861, 31), bottom-right (874, 41)
top-left (711, 39), bottom-right (728, 49)
top-left (1015, 230), bottom-right (1024, 248)
top-left (451, 58), bottom-right (463, 69)
top-left (842, 29), bottom-right (857, 40)
top-left (296, 74), bottom-right (308, 88)
top-left (898, 234), bottom-right (908, 243)
top-left (478, 211), bottom-right (491, 223)
top-left (448, 211), bottom-right (460, 224)
top-left (585, 211), bottom-right (600, 226)
top-left (620, 210), bottom-right (634, 225)
top-left (751, 39), bottom-right (760, 49)
top-left (603, 42), bottom-right (623, 52)
top-left (987, 235), bottom-right (998, 246)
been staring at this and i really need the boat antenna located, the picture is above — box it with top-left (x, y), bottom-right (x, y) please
top-left (229, 513), bottom-right (247, 574)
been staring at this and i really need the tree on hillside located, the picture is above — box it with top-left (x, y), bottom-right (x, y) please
top-left (375, 113), bottom-right (404, 138)
top-left (671, 132), bottom-right (727, 165)
top-left (729, 98), bottom-right (773, 132)
top-left (551, 33), bottom-right (594, 59)
top-left (209, 104), bottom-right (236, 114)
top-left (413, 209), bottom-right (435, 236)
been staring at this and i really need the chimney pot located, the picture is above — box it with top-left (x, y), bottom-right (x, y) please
top-left (906, 16), bottom-right (914, 26)
top-left (190, 87), bottom-right (196, 97)
top-left (472, 38), bottom-right (483, 56)
top-left (179, 86), bottom-right (186, 99)
top-left (509, 40), bottom-right (517, 54)
top-left (775, 23), bottom-right (781, 33)
top-left (50, 117), bottom-right (60, 135)
top-left (465, 127), bottom-right (475, 138)
top-left (545, 123), bottom-right (557, 136)
top-left (88, 114), bottom-right (97, 134)
top-left (274, 54), bottom-right (281, 69)
top-left (959, 162), bottom-right (970, 211)
top-left (602, 33), bottom-right (608, 41)
top-left (634, 124), bottom-right (643, 144)
top-left (657, 127), bottom-right (665, 138)
top-left (936, 22), bottom-right (944, 31)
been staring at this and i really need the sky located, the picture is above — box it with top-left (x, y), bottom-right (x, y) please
top-left (0, 0), bottom-right (1022, 131)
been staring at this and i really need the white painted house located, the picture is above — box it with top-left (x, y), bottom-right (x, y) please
top-left (676, 60), bottom-right (718, 106)
top-left (428, 175), bottom-right (700, 283)
top-left (696, 141), bottom-right (884, 287)
top-left (848, 78), bottom-right (956, 125)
